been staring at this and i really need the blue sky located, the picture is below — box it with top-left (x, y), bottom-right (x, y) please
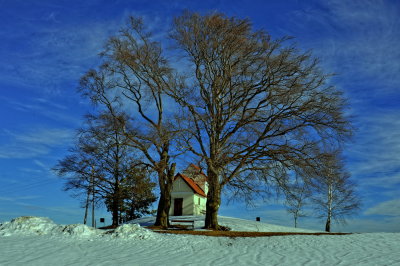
top-left (0, 0), bottom-right (399, 232)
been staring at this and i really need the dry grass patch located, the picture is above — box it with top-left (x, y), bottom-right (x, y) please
top-left (152, 230), bottom-right (352, 237)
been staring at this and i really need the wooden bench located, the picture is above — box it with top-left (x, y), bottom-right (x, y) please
top-left (170, 219), bottom-right (195, 230)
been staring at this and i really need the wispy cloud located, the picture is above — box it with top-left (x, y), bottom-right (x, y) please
top-left (288, 0), bottom-right (400, 97)
top-left (337, 110), bottom-right (400, 219)
top-left (0, 127), bottom-right (74, 159)
top-left (336, 216), bottom-right (400, 232)
top-left (365, 199), bottom-right (400, 217)
top-left (0, 96), bottom-right (85, 129)
top-left (0, 13), bottom-right (121, 96)
top-left (33, 159), bottom-right (48, 170)
top-left (327, 0), bottom-right (399, 88)
top-left (345, 110), bottom-right (400, 194)
top-left (0, 2), bottom-right (171, 97)
top-left (286, 1), bottom-right (400, 221)
top-left (0, 195), bottom-right (41, 202)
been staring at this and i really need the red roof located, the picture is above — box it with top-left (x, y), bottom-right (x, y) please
top-left (188, 164), bottom-right (208, 180)
top-left (175, 173), bottom-right (207, 197)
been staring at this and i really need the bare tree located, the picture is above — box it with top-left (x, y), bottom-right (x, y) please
top-left (168, 12), bottom-right (352, 229)
top-left (54, 141), bottom-right (100, 226)
top-left (284, 177), bottom-right (311, 228)
top-left (76, 12), bottom-right (352, 230)
top-left (311, 152), bottom-right (360, 232)
top-left (79, 17), bottom-right (178, 228)
top-left (54, 111), bottom-right (155, 226)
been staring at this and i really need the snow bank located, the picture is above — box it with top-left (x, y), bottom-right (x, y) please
top-left (112, 223), bottom-right (156, 239)
top-left (0, 215), bottom-right (316, 240)
top-left (0, 216), bottom-right (59, 236)
top-left (59, 224), bottom-right (101, 237)
top-left (0, 216), bottom-right (155, 240)
top-left (0, 216), bottom-right (102, 238)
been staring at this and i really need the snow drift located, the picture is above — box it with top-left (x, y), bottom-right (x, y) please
top-left (112, 223), bottom-right (156, 239)
top-left (0, 216), bottom-right (155, 239)
top-left (0, 216), bottom-right (59, 236)
top-left (0, 215), bottom-right (315, 239)
top-left (59, 224), bottom-right (101, 237)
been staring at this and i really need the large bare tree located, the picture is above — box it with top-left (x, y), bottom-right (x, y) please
top-left (79, 17), bottom-right (178, 228)
top-left (168, 12), bottom-right (352, 229)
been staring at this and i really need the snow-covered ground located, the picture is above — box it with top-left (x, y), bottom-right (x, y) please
top-left (0, 216), bottom-right (399, 266)
top-left (129, 215), bottom-right (317, 232)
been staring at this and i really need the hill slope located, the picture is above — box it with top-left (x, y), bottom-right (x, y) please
top-left (129, 215), bottom-right (317, 232)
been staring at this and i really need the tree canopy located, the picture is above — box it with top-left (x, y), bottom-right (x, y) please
top-left (54, 112), bottom-right (156, 226)
top-left (168, 12), bottom-right (352, 229)
top-left (58, 11), bottom-right (354, 230)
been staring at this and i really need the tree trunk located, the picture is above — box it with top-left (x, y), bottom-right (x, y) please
top-left (91, 196), bottom-right (95, 228)
top-left (325, 216), bottom-right (331, 232)
top-left (154, 186), bottom-right (171, 228)
top-left (112, 196), bottom-right (119, 226)
top-left (326, 182), bottom-right (333, 232)
top-left (91, 175), bottom-right (95, 228)
top-left (204, 170), bottom-right (221, 230)
top-left (154, 163), bottom-right (175, 228)
top-left (111, 178), bottom-right (120, 226)
top-left (83, 187), bottom-right (90, 225)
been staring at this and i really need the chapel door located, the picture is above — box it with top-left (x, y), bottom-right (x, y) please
top-left (174, 198), bottom-right (183, 216)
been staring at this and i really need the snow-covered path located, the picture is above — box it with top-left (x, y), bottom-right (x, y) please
top-left (1, 217), bottom-right (399, 266)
